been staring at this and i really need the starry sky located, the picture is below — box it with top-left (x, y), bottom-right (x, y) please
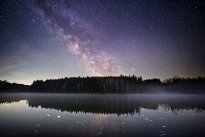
top-left (0, 0), bottom-right (204, 85)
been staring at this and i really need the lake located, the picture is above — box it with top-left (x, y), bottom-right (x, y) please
top-left (0, 93), bottom-right (205, 137)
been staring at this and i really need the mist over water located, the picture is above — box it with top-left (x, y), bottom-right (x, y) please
top-left (0, 93), bottom-right (205, 137)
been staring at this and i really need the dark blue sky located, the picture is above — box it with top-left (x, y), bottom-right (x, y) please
top-left (0, 0), bottom-right (204, 84)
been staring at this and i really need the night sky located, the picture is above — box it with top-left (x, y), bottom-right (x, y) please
top-left (0, 0), bottom-right (204, 84)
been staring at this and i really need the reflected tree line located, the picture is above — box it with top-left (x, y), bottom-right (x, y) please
top-left (0, 75), bottom-right (205, 93)
top-left (0, 94), bottom-right (205, 115)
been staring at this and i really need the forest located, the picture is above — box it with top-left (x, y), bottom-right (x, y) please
top-left (0, 75), bottom-right (205, 93)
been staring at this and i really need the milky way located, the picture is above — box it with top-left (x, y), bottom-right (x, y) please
top-left (32, 0), bottom-right (118, 76)
top-left (0, 0), bottom-right (204, 84)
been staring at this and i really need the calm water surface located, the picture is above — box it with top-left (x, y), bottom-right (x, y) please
top-left (0, 93), bottom-right (205, 137)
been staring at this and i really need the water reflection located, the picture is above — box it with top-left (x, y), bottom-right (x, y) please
top-left (0, 93), bottom-right (205, 137)
top-left (0, 93), bottom-right (205, 115)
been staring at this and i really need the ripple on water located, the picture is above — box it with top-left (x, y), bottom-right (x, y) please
top-left (192, 113), bottom-right (196, 116)
top-left (97, 131), bottom-right (103, 136)
top-left (160, 117), bottom-right (164, 120)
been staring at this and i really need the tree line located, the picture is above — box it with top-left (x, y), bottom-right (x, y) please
top-left (0, 75), bottom-right (205, 93)
top-left (0, 80), bottom-right (29, 92)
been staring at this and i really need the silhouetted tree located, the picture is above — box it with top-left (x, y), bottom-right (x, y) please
top-left (1, 76), bottom-right (205, 93)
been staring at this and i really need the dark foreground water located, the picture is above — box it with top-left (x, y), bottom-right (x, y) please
top-left (0, 93), bottom-right (205, 137)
